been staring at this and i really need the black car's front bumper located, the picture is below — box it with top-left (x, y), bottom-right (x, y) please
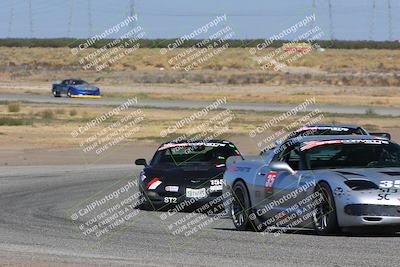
top-left (141, 190), bottom-right (226, 212)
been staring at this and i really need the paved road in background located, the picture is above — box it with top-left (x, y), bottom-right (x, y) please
top-left (0, 165), bottom-right (398, 266)
top-left (1, 93), bottom-right (399, 116)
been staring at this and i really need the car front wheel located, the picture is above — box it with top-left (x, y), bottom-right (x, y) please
top-left (231, 181), bottom-right (253, 231)
top-left (313, 182), bottom-right (339, 235)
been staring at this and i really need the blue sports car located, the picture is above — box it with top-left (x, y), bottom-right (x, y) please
top-left (52, 79), bottom-right (101, 98)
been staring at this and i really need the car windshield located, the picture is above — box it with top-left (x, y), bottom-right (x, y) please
top-left (72, 80), bottom-right (87, 85)
top-left (152, 143), bottom-right (240, 166)
top-left (302, 141), bottom-right (400, 169)
top-left (291, 127), bottom-right (364, 138)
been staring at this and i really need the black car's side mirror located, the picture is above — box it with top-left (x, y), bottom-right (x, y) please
top-left (370, 132), bottom-right (391, 140)
top-left (135, 158), bottom-right (147, 166)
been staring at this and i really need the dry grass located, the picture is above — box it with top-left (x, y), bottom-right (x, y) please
top-left (2, 47), bottom-right (400, 73)
top-left (1, 47), bottom-right (399, 108)
top-left (1, 102), bottom-right (399, 152)
top-left (0, 47), bottom-right (399, 87)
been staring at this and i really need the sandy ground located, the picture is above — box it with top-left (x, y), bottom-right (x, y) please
top-left (1, 81), bottom-right (400, 107)
top-left (1, 131), bottom-right (399, 167)
top-left (0, 135), bottom-right (256, 166)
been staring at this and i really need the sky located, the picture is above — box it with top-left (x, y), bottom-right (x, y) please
top-left (0, 0), bottom-right (398, 41)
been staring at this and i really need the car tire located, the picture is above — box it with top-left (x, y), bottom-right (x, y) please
top-left (52, 90), bottom-right (60, 97)
top-left (231, 181), bottom-right (254, 231)
top-left (136, 190), bottom-right (154, 211)
top-left (313, 182), bottom-right (339, 235)
top-left (67, 90), bottom-right (72, 98)
top-left (137, 200), bottom-right (152, 211)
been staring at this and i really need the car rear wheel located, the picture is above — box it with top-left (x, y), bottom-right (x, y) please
top-left (313, 182), bottom-right (339, 235)
top-left (52, 90), bottom-right (60, 97)
top-left (67, 90), bottom-right (72, 98)
top-left (231, 181), bottom-right (253, 231)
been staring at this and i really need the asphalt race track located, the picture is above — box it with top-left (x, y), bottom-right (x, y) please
top-left (2, 93), bottom-right (400, 116)
top-left (0, 164), bottom-right (399, 266)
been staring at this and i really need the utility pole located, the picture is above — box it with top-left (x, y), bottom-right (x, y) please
top-left (369, 0), bottom-right (376, 40)
top-left (88, 0), bottom-right (93, 36)
top-left (7, 0), bottom-right (15, 37)
top-left (129, 0), bottom-right (137, 30)
top-left (68, 0), bottom-right (74, 37)
top-left (387, 0), bottom-right (393, 41)
top-left (311, 0), bottom-right (316, 31)
top-left (328, 0), bottom-right (334, 40)
top-left (28, 0), bottom-right (33, 37)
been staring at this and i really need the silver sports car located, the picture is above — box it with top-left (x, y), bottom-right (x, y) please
top-left (223, 135), bottom-right (400, 235)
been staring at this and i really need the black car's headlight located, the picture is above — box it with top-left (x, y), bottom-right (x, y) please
top-left (344, 180), bottom-right (378, 191)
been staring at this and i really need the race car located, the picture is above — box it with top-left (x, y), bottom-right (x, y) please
top-left (52, 79), bottom-right (101, 98)
top-left (224, 135), bottom-right (400, 235)
top-left (260, 123), bottom-right (391, 156)
top-left (135, 140), bottom-right (242, 210)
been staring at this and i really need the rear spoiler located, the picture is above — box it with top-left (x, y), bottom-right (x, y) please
top-left (370, 132), bottom-right (391, 140)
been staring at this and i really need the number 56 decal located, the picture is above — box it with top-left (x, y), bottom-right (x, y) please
top-left (379, 180), bottom-right (400, 189)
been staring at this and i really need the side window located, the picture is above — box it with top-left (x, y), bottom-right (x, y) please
top-left (271, 145), bottom-right (286, 162)
top-left (150, 151), bottom-right (162, 166)
top-left (272, 143), bottom-right (301, 170)
top-left (272, 141), bottom-right (292, 162)
top-left (285, 147), bottom-right (301, 170)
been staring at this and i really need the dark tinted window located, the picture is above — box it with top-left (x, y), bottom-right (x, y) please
top-left (152, 144), bottom-right (240, 166)
top-left (303, 142), bottom-right (400, 169)
top-left (71, 80), bottom-right (87, 85)
top-left (291, 127), bottom-right (365, 138)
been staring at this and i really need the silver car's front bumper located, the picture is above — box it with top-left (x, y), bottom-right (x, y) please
top-left (335, 189), bottom-right (400, 227)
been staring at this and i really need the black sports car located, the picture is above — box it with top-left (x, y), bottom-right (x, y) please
top-left (135, 140), bottom-right (242, 210)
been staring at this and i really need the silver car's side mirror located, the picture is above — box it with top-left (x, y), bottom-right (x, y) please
top-left (270, 161), bottom-right (296, 175)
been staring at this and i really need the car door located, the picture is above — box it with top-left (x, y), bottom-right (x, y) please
top-left (61, 80), bottom-right (70, 94)
top-left (266, 144), bottom-right (304, 225)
